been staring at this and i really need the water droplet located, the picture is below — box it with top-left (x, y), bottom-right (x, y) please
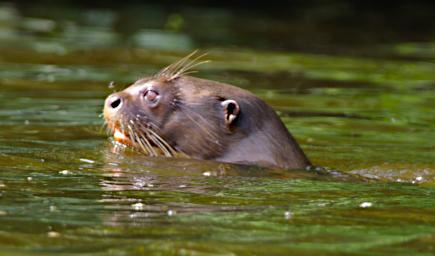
top-left (49, 205), bottom-right (58, 212)
top-left (132, 203), bottom-right (144, 211)
top-left (80, 158), bottom-right (95, 164)
top-left (27, 177), bottom-right (33, 181)
top-left (284, 211), bottom-right (292, 219)
top-left (202, 171), bottom-right (211, 176)
top-left (178, 184), bottom-right (187, 188)
top-left (359, 202), bottom-right (372, 208)
top-left (167, 209), bottom-right (176, 216)
top-left (59, 170), bottom-right (71, 175)
top-left (415, 176), bottom-right (423, 182)
top-left (47, 231), bottom-right (60, 238)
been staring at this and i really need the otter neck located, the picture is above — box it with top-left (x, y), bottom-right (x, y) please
top-left (215, 97), bottom-right (310, 169)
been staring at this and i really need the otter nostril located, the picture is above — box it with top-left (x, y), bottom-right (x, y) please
top-left (110, 97), bottom-right (122, 109)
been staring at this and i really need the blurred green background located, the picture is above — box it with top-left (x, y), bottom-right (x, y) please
top-left (0, 1), bottom-right (434, 255)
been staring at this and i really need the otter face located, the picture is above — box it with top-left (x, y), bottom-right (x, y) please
top-left (103, 76), bottom-right (242, 159)
top-left (103, 78), bottom-right (181, 156)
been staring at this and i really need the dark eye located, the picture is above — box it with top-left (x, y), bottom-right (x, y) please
top-left (144, 90), bottom-right (160, 106)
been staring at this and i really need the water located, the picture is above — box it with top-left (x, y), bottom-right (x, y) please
top-left (0, 2), bottom-right (434, 255)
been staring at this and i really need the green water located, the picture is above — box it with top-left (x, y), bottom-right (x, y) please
top-left (0, 2), bottom-right (434, 255)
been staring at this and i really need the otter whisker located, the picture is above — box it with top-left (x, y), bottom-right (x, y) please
top-left (134, 124), bottom-right (156, 156)
top-left (135, 111), bottom-right (163, 128)
top-left (131, 116), bottom-right (168, 157)
top-left (146, 128), bottom-right (177, 153)
top-left (100, 121), bottom-right (109, 135)
top-left (139, 135), bottom-right (158, 157)
top-left (173, 59), bottom-right (209, 79)
top-left (146, 122), bottom-right (161, 132)
top-left (127, 125), bottom-right (148, 155)
top-left (156, 50), bottom-right (209, 81)
top-left (157, 50), bottom-right (198, 79)
top-left (130, 117), bottom-right (179, 157)
top-left (134, 121), bottom-right (173, 157)
top-left (135, 115), bottom-right (158, 128)
top-left (128, 123), bottom-right (145, 151)
top-left (137, 137), bottom-right (151, 156)
top-left (170, 57), bottom-right (209, 80)
top-left (173, 70), bottom-right (198, 77)
top-left (133, 124), bottom-right (158, 157)
top-left (147, 132), bottom-right (172, 157)
top-left (144, 126), bottom-right (178, 156)
top-left (101, 111), bottom-right (115, 135)
top-left (177, 51), bottom-right (207, 71)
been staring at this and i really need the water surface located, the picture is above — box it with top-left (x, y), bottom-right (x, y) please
top-left (0, 2), bottom-right (434, 255)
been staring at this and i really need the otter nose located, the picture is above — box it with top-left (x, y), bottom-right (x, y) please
top-left (106, 93), bottom-right (123, 111)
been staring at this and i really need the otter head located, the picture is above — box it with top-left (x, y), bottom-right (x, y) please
top-left (104, 76), bottom-right (178, 156)
top-left (104, 52), bottom-right (311, 169)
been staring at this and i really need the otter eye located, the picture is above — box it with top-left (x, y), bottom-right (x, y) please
top-left (144, 90), bottom-right (160, 106)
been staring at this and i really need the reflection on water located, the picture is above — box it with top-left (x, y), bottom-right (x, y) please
top-left (0, 1), bottom-right (434, 255)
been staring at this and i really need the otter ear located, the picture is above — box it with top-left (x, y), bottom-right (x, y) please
top-left (221, 99), bottom-right (240, 127)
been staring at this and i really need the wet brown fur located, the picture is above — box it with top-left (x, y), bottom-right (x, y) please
top-left (103, 52), bottom-right (311, 169)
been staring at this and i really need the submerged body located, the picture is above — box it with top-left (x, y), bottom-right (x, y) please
top-left (103, 55), bottom-right (310, 169)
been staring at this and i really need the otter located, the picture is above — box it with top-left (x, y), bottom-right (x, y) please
top-left (103, 52), bottom-right (311, 169)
